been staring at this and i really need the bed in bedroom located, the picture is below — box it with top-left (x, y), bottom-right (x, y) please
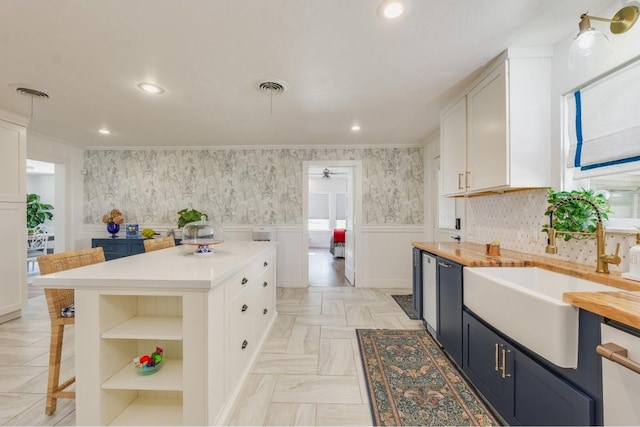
top-left (330, 228), bottom-right (345, 258)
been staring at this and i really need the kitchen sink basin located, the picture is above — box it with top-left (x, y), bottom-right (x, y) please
top-left (463, 267), bottom-right (614, 368)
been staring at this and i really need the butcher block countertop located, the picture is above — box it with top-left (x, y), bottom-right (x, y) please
top-left (413, 241), bottom-right (640, 329)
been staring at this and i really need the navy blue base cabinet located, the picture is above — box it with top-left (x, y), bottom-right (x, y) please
top-left (92, 237), bottom-right (180, 261)
top-left (463, 311), bottom-right (595, 426)
top-left (437, 257), bottom-right (463, 368)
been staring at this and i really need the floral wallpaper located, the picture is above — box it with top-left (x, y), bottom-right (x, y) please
top-left (83, 147), bottom-right (424, 226)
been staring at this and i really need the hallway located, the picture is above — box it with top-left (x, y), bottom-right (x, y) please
top-left (308, 249), bottom-right (350, 287)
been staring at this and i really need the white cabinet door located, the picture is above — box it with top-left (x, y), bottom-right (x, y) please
top-left (440, 97), bottom-right (467, 196)
top-left (0, 120), bottom-right (26, 202)
top-left (467, 62), bottom-right (507, 192)
top-left (0, 202), bottom-right (26, 319)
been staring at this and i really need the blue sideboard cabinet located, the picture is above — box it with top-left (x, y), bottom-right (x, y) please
top-left (91, 237), bottom-right (180, 261)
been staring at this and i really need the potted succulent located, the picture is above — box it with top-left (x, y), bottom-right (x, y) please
top-left (26, 193), bottom-right (54, 230)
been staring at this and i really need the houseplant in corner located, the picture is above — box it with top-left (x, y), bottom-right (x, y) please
top-left (542, 188), bottom-right (613, 241)
top-left (27, 193), bottom-right (54, 230)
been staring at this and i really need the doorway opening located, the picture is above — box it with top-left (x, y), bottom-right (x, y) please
top-left (302, 161), bottom-right (362, 288)
top-left (26, 158), bottom-right (62, 298)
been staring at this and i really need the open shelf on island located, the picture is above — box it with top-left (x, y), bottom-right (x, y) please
top-left (108, 396), bottom-right (182, 426)
top-left (102, 316), bottom-right (182, 340)
top-left (102, 359), bottom-right (183, 391)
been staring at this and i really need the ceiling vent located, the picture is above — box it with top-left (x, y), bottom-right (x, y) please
top-left (258, 80), bottom-right (288, 94)
top-left (14, 86), bottom-right (50, 98)
top-left (256, 79), bottom-right (288, 115)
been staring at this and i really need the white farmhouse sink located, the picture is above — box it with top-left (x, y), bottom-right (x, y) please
top-left (463, 267), bottom-right (614, 368)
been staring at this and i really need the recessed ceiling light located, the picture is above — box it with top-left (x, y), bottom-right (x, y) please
top-left (351, 125), bottom-right (361, 131)
top-left (377, 0), bottom-right (406, 19)
top-left (98, 129), bottom-right (111, 135)
top-left (137, 82), bottom-right (165, 94)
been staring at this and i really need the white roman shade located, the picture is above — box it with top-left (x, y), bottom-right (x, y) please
top-left (566, 59), bottom-right (640, 178)
top-left (309, 193), bottom-right (329, 219)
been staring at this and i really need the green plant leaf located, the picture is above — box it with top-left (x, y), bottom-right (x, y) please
top-left (542, 188), bottom-right (613, 242)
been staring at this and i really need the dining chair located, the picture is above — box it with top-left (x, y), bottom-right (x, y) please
top-left (27, 225), bottom-right (49, 271)
top-left (37, 247), bottom-right (106, 415)
top-left (143, 236), bottom-right (175, 252)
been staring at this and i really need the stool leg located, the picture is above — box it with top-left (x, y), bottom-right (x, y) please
top-left (45, 323), bottom-right (64, 415)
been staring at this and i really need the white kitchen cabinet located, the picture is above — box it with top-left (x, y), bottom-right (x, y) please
top-left (0, 202), bottom-right (27, 322)
top-left (225, 251), bottom-right (275, 398)
top-left (440, 97), bottom-right (467, 196)
top-left (0, 111), bottom-right (27, 323)
top-left (440, 48), bottom-right (551, 196)
top-left (0, 117), bottom-right (26, 202)
top-left (37, 241), bottom-right (277, 426)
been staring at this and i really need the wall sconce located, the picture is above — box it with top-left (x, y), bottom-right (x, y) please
top-left (569, 6), bottom-right (639, 69)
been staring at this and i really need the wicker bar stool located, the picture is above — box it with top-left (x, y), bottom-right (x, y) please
top-left (37, 247), bottom-right (106, 415)
top-left (143, 236), bottom-right (175, 252)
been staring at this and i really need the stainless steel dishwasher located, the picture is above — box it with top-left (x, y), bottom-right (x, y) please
top-left (421, 252), bottom-right (437, 340)
top-left (599, 321), bottom-right (640, 425)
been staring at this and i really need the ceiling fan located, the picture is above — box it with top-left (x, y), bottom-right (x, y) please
top-left (310, 167), bottom-right (350, 179)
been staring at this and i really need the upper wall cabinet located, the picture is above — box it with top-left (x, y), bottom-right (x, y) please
top-left (0, 112), bottom-right (27, 202)
top-left (441, 49), bottom-right (552, 197)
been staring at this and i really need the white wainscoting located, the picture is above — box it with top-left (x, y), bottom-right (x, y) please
top-left (358, 225), bottom-right (425, 289)
top-left (80, 224), bottom-right (423, 289)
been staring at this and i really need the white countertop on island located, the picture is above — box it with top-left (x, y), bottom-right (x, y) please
top-left (34, 240), bottom-right (276, 291)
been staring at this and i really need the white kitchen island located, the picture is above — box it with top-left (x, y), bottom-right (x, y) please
top-left (34, 240), bottom-right (277, 426)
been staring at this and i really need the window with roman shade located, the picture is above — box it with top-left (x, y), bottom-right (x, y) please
top-left (566, 57), bottom-right (640, 179)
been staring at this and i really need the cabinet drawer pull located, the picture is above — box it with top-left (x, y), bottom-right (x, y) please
top-left (241, 277), bottom-right (248, 285)
top-left (264, 261), bottom-right (268, 267)
top-left (263, 281), bottom-right (268, 287)
top-left (465, 171), bottom-right (471, 189)
top-left (241, 304), bottom-right (248, 312)
top-left (457, 173), bottom-right (464, 190)
top-left (263, 308), bottom-right (268, 315)
top-left (501, 347), bottom-right (512, 379)
top-left (597, 342), bottom-right (640, 375)
top-left (437, 261), bottom-right (452, 268)
top-left (494, 343), bottom-right (499, 371)
top-left (241, 340), bottom-right (248, 350)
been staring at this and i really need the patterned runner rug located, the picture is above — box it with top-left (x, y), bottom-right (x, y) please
top-left (356, 329), bottom-right (500, 426)
top-left (391, 294), bottom-right (419, 320)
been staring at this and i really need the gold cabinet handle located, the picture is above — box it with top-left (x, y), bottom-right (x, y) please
top-left (597, 342), bottom-right (640, 375)
top-left (501, 347), bottom-right (512, 379)
top-left (494, 343), bottom-right (499, 371)
top-left (458, 173), bottom-right (464, 190)
top-left (465, 171), bottom-right (471, 189)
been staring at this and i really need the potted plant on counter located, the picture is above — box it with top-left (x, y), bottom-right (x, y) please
top-left (177, 208), bottom-right (208, 229)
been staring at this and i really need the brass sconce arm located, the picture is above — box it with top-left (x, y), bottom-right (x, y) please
top-left (578, 6), bottom-right (639, 35)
